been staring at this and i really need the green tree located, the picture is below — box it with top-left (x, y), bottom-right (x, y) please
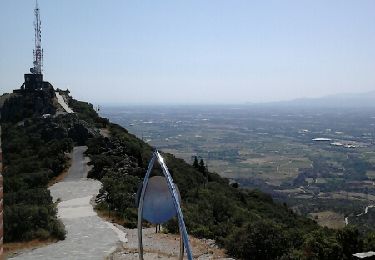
top-left (337, 226), bottom-right (363, 259)
top-left (225, 219), bottom-right (288, 260)
top-left (193, 156), bottom-right (199, 168)
top-left (198, 158), bottom-right (205, 173)
top-left (301, 229), bottom-right (342, 260)
top-left (364, 231), bottom-right (375, 251)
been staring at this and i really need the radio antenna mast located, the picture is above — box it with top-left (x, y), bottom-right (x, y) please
top-left (30, 0), bottom-right (43, 74)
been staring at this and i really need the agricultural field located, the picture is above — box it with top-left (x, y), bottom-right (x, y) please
top-left (309, 211), bottom-right (346, 229)
top-left (102, 105), bottom-right (375, 231)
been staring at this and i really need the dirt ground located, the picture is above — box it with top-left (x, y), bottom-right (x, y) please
top-left (109, 225), bottom-right (234, 260)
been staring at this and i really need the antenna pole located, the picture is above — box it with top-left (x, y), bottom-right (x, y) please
top-left (31, 0), bottom-right (43, 74)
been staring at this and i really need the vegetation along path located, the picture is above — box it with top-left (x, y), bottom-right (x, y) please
top-left (11, 146), bottom-right (126, 260)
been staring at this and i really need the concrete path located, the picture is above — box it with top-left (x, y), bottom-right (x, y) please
top-left (11, 146), bottom-right (126, 260)
top-left (63, 146), bottom-right (91, 181)
top-left (55, 92), bottom-right (73, 113)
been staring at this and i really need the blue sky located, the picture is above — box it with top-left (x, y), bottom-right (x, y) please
top-left (1, 0), bottom-right (375, 104)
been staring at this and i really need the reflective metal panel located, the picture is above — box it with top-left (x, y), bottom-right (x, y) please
top-left (142, 176), bottom-right (179, 224)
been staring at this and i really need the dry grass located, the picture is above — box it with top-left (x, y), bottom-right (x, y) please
top-left (111, 228), bottom-right (229, 259)
top-left (3, 239), bottom-right (57, 259)
top-left (100, 128), bottom-right (111, 138)
top-left (95, 207), bottom-right (126, 226)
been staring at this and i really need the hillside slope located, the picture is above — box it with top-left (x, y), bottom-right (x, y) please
top-left (71, 98), bottom-right (375, 259)
top-left (2, 88), bottom-right (375, 259)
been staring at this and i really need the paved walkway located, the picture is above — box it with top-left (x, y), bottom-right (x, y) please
top-left (11, 146), bottom-right (126, 260)
top-left (55, 92), bottom-right (74, 113)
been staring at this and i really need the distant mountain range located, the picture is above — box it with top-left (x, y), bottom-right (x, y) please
top-left (258, 91), bottom-right (375, 108)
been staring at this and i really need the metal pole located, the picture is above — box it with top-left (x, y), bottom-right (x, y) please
top-left (137, 154), bottom-right (156, 260)
top-left (156, 151), bottom-right (193, 260)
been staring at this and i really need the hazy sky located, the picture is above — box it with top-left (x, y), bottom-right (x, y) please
top-left (1, 0), bottom-right (375, 104)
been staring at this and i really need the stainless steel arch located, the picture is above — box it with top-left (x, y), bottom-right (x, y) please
top-left (137, 150), bottom-right (193, 260)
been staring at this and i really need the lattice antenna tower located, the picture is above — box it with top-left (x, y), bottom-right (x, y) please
top-left (30, 0), bottom-right (43, 74)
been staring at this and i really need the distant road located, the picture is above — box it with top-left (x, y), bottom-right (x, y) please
top-left (345, 204), bottom-right (375, 226)
top-left (11, 146), bottom-right (126, 260)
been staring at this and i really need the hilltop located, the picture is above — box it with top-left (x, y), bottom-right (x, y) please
top-left (1, 84), bottom-right (375, 259)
